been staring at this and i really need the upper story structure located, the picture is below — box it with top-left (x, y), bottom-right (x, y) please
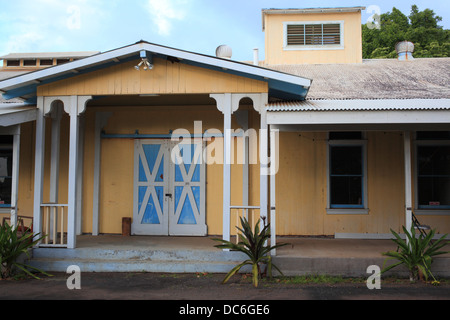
top-left (262, 6), bottom-right (365, 65)
top-left (0, 51), bottom-right (99, 70)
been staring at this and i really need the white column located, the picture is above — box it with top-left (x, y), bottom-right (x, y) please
top-left (49, 105), bottom-right (62, 204)
top-left (210, 93), bottom-right (234, 243)
top-left (48, 105), bottom-right (62, 241)
top-left (76, 115), bottom-right (85, 235)
top-left (33, 97), bottom-right (46, 242)
top-left (10, 126), bottom-right (21, 228)
top-left (259, 107), bottom-right (268, 226)
top-left (222, 93), bottom-right (232, 243)
top-left (404, 131), bottom-right (413, 234)
top-left (67, 96), bottom-right (79, 249)
top-left (269, 125), bottom-right (277, 255)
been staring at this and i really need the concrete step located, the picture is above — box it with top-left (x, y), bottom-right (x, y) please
top-left (28, 247), bottom-right (249, 273)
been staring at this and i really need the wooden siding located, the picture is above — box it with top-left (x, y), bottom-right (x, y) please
top-left (275, 131), bottom-right (450, 236)
top-left (264, 11), bottom-right (363, 65)
top-left (12, 122), bottom-right (450, 236)
top-left (36, 58), bottom-right (268, 97)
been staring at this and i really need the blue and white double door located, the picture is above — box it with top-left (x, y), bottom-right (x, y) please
top-left (132, 139), bottom-right (207, 236)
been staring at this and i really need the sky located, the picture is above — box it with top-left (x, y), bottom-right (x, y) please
top-left (0, 0), bottom-right (448, 62)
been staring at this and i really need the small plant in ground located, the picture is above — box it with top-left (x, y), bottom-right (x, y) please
top-left (213, 217), bottom-right (287, 287)
top-left (381, 225), bottom-right (449, 283)
top-left (0, 222), bottom-right (50, 280)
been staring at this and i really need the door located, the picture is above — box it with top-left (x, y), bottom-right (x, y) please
top-left (170, 140), bottom-right (207, 236)
top-left (132, 139), bottom-right (207, 236)
top-left (132, 140), bottom-right (169, 235)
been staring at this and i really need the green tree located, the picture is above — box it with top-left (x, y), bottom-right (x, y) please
top-left (362, 5), bottom-right (450, 58)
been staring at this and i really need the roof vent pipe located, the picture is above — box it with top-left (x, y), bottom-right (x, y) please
top-left (253, 48), bottom-right (259, 66)
top-left (395, 41), bottom-right (414, 61)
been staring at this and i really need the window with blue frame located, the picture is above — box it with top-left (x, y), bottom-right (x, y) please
top-left (329, 132), bottom-right (365, 209)
top-left (416, 132), bottom-right (450, 209)
top-left (0, 136), bottom-right (13, 208)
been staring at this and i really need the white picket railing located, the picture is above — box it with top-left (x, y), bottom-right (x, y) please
top-left (40, 203), bottom-right (68, 247)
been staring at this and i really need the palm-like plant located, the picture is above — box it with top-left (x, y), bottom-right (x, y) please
top-left (0, 222), bottom-right (50, 279)
top-left (381, 225), bottom-right (449, 283)
top-left (213, 217), bottom-right (287, 287)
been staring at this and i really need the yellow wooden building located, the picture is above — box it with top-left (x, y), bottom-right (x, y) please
top-left (0, 7), bottom-right (449, 255)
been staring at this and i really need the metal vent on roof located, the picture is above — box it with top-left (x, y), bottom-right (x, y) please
top-left (215, 45), bottom-right (232, 59)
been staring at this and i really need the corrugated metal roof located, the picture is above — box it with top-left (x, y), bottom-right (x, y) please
top-left (267, 99), bottom-right (450, 112)
top-left (265, 58), bottom-right (450, 100)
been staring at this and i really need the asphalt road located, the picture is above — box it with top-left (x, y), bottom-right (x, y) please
top-left (1, 272), bottom-right (449, 316)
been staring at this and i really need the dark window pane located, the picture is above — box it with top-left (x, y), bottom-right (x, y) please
top-left (0, 151), bottom-right (12, 206)
top-left (329, 132), bottom-right (362, 140)
top-left (418, 177), bottom-right (450, 206)
top-left (330, 146), bottom-right (362, 175)
top-left (0, 177), bottom-right (12, 205)
top-left (417, 131), bottom-right (450, 140)
top-left (330, 176), bottom-right (362, 206)
top-left (418, 146), bottom-right (450, 176)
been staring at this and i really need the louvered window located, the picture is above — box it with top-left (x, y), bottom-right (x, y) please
top-left (286, 23), bottom-right (341, 46)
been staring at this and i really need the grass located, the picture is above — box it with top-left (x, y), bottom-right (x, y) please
top-left (238, 273), bottom-right (450, 286)
top-left (273, 274), bottom-right (363, 285)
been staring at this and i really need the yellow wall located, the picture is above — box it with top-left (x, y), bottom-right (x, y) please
top-left (11, 121), bottom-right (450, 237)
top-left (37, 58), bottom-right (268, 96)
top-left (275, 131), bottom-right (450, 236)
top-left (264, 11), bottom-right (363, 65)
top-left (79, 104), bottom-right (262, 235)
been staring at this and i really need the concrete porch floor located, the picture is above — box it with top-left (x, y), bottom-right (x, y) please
top-left (30, 235), bottom-right (450, 278)
top-left (75, 234), bottom-right (398, 258)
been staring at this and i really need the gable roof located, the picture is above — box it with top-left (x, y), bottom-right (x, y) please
top-left (0, 41), bottom-right (311, 104)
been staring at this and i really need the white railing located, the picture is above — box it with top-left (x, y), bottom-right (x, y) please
top-left (230, 205), bottom-right (260, 244)
top-left (40, 203), bottom-right (68, 247)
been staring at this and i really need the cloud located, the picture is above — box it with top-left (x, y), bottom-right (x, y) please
top-left (0, 0), bottom-right (107, 54)
top-left (147, 0), bottom-right (188, 36)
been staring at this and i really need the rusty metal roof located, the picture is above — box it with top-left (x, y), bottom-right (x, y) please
top-left (265, 58), bottom-right (450, 100)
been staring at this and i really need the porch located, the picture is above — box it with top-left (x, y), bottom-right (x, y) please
top-left (29, 234), bottom-right (450, 278)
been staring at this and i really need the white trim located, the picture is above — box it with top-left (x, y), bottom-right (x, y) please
top-left (283, 20), bottom-right (344, 51)
top-left (404, 132), bottom-right (413, 233)
top-left (76, 115), bottom-right (85, 235)
top-left (267, 110), bottom-right (450, 126)
top-left (269, 126), bottom-right (276, 255)
top-left (326, 208), bottom-right (369, 215)
top-left (67, 97), bottom-right (79, 249)
top-left (326, 135), bottom-right (368, 213)
top-left (33, 99), bottom-right (46, 245)
top-left (10, 127), bottom-right (20, 227)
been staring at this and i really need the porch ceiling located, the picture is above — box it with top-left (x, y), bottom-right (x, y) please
top-left (0, 103), bottom-right (37, 126)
